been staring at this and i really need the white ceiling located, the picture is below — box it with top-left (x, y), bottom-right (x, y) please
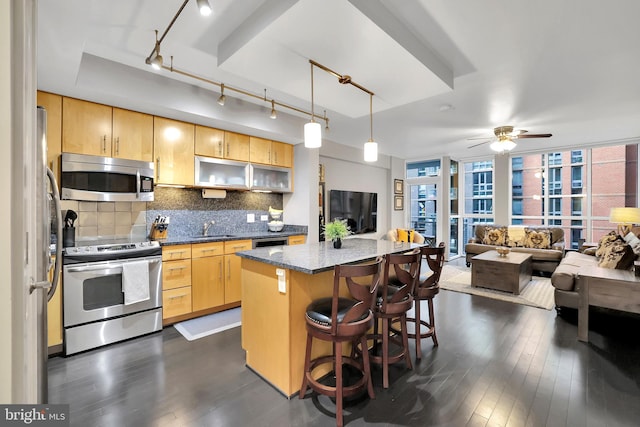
top-left (37, 0), bottom-right (640, 161)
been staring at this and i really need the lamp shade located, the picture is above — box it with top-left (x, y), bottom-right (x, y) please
top-left (490, 138), bottom-right (516, 153)
top-left (364, 141), bottom-right (378, 162)
top-left (609, 207), bottom-right (640, 224)
top-left (304, 121), bottom-right (322, 148)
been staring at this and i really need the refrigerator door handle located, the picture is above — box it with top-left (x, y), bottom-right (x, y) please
top-left (47, 167), bottom-right (62, 301)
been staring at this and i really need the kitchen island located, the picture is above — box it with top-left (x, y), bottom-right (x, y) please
top-left (236, 238), bottom-right (418, 396)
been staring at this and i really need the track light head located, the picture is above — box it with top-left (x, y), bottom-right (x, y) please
top-left (270, 100), bottom-right (277, 119)
top-left (217, 84), bottom-right (226, 106)
top-left (196, 0), bottom-right (212, 16)
top-left (150, 52), bottom-right (163, 70)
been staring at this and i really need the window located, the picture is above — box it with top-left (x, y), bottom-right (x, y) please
top-left (473, 199), bottom-right (492, 213)
top-left (473, 172), bottom-right (493, 196)
top-left (549, 168), bottom-right (562, 195)
top-left (407, 160), bottom-right (441, 178)
top-left (571, 150), bottom-right (583, 164)
top-left (549, 198), bottom-right (562, 216)
top-left (512, 199), bottom-right (523, 216)
top-left (571, 166), bottom-right (582, 189)
top-left (571, 197), bottom-right (582, 215)
top-left (549, 152), bottom-right (562, 166)
top-left (512, 170), bottom-right (523, 197)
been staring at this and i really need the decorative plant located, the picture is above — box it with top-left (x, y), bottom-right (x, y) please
top-left (323, 219), bottom-right (351, 241)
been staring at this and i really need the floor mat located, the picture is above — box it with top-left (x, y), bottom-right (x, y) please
top-left (173, 308), bottom-right (241, 341)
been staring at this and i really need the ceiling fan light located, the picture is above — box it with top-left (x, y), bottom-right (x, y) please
top-left (490, 138), bottom-right (516, 153)
top-left (304, 121), bottom-right (322, 148)
top-left (364, 140), bottom-right (378, 162)
top-left (196, 0), bottom-right (212, 16)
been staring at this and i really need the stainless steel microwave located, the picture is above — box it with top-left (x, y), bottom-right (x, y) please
top-left (61, 153), bottom-right (154, 202)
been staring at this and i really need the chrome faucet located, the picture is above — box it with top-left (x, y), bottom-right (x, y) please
top-left (203, 220), bottom-right (215, 236)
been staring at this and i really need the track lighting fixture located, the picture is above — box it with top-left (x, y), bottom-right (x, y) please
top-left (148, 30), bottom-right (163, 70)
top-left (363, 93), bottom-right (378, 162)
top-left (304, 62), bottom-right (322, 148)
top-left (196, 0), bottom-right (212, 16)
top-left (144, 1), bottom-right (330, 129)
top-left (217, 83), bottom-right (226, 106)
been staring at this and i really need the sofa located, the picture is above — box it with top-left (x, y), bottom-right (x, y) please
top-left (465, 225), bottom-right (565, 274)
top-left (551, 227), bottom-right (640, 311)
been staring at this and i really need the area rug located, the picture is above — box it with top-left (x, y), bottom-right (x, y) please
top-left (437, 264), bottom-right (555, 310)
top-left (174, 308), bottom-right (241, 341)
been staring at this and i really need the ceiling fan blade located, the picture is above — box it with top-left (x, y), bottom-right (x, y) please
top-left (468, 140), bottom-right (491, 149)
top-left (467, 136), bottom-right (492, 140)
top-left (515, 133), bottom-right (552, 139)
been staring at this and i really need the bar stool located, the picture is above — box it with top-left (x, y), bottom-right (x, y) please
top-left (369, 248), bottom-right (421, 388)
top-left (407, 242), bottom-right (445, 359)
top-left (299, 257), bottom-right (383, 427)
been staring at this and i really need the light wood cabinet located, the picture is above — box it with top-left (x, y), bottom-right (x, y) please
top-left (153, 117), bottom-right (195, 186)
top-left (191, 242), bottom-right (225, 311)
top-left (162, 245), bottom-right (192, 320)
top-left (61, 98), bottom-right (153, 162)
top-left (163, 287), bottom-right (192, 318)
top-left (112, 108), bottom-right (153, 161)
top-left (249, 136), bottom-right (272, 165)
top-left (195, 126), bottom-right (250, 162)
top-left (37, 91), bottom-right (62, 184)
top-left (250, 136), bottom-right (293, 168)
top-left (271, 141), bottom-right (293, 168)
top-left (62, 97), bottom-right (112, 156)
top-left (288, 235), bottom-right (306, 245)
top-left (224, 240), bottom-right (252, 304)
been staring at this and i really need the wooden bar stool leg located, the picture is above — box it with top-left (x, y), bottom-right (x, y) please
top-left (429, 298), bottom-right (438, 347)
top-left (382, 317), bottom-right (389, 389)
top-left (360, 335), bottom-right (375, 399)
top-left (335, 341), bottom-right (344, 427)
top-left (414, 300), bottom-right (422, 360)
top-left (300, 333), bottom-right (313, 397)
top-left (401, 314), bottom-right (412, 370)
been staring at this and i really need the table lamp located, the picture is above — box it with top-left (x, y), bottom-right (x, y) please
top-left (609, 207), bottom-right (640, 236)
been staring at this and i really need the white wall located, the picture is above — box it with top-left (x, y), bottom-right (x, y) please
top-left (320, 140), bottom-right (391, 239)
top-left (284, 144), bottom-right (319, 241)
top-left (0, 0), bottom-right (13, 403)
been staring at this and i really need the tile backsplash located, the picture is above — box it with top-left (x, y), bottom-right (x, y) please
top-left (60, 200), bottom-right (147, 243)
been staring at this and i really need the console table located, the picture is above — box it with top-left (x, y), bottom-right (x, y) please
top-left (577, 266), bottom-right (640, 342)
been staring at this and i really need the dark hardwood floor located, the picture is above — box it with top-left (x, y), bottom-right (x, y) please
top-left (48, 260), bottom-right (640, 427)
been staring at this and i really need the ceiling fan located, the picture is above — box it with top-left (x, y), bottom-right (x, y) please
top-left (468, 126), bottom-right (552, 152)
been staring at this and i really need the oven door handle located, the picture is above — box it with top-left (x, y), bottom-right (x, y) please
top-left (66, 258), bottom-right (161, 273)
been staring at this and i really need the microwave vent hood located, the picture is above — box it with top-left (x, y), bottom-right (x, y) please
top-left (61, 153), bottom-right (154, 202)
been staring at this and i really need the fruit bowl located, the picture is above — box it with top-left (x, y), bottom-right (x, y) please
top-left (496, 246), bottom-right (510, 257)
top-left (268, 221), bottom-right (284, 232)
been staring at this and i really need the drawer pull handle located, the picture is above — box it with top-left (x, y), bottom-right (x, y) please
top-left (168, 266), bottom-right (187, 271)
top-left (168, 293), bottom-right (187, 300)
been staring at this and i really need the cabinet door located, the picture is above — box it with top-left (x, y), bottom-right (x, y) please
top-left (62, 97), bottom-right (112, 156)
top-left (162, 244), bottom-right (191, 261)
top-left (271, 141), bottom-right (293, 168)
top-left (153, 117), bottom-right (195, 186)
top-left (224, 131), bottom-right (250, 161)
top-left (249, 136), bottom-right (271, 165)
top-left (224, 240), bottom-right (252, 304)
top-left (192, 255), bottom-right (225, 311)
top-left (112, 108), bottom-right (153, 161)
top-left (37, 91), bottom-right (62, 185)
top-left (195, 125), bottom-right (224, 158)
top-left (47, 261), bottom-right (62, 348)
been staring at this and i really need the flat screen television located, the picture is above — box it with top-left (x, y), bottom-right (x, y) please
top-left (329, 190), bottom-right (377, 234)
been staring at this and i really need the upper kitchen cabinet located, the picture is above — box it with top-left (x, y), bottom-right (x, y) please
top-left (37, 91), bottom-right (62, 181)
top-left (62, 98), bottom-right (153, 162)
top-left (154, 117), bottom-right (195, 186)
top-left (62, 97), bottom-right (112, 157)
top-left (271, 141), bottom-right (293, 168)
top-left (195, 126), bottom-right (250, 162)
top-left (249, 137), bottom-right (293, 168)
top-left (112, 108), bottom-right (153, 162)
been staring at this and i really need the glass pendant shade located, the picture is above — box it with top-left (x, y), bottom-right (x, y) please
top-left (490, 138), bottom-right (516, 153)
top-left (364, 140), bottom-right (378, 162)
top-left (304, 121), bottom-right (322, 148)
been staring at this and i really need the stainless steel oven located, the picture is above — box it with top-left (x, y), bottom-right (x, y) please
top-left (62, 241), bottom-right (162, 355)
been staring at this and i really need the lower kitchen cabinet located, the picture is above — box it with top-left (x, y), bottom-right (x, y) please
top-left (224, 240), bottom-right (252, 304)
top-left (47, 261), bottom-right (63, 352)
top-left (163, 287), bottom-right (192, 318)
top-left (191, 242), bottom-right (225, 311)
top-left (288, 235), bottom-right (306, 245)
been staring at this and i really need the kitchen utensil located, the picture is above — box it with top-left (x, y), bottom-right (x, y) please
top-left (64, 210), bottom-right (78, 228)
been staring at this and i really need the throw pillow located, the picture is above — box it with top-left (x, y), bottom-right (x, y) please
top-left (482, 226), bottom-right (508, 246)
top-left (597, 238), bottom-right (635, 269)
top-left (522, 228), bottom-right (551, 249)
top-left (507, 225), bottom-right (526, 247)
top-left (623, 231), bottom-right (640, 256)
top-left (397, 228), bottom-right (415, 243)
top-left (595, 231), bottom-right (620, 258)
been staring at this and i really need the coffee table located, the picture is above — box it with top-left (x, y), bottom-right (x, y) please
top-left (471, 251), bottom-right (532, 295)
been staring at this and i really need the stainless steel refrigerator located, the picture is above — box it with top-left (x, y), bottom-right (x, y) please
top-left (31, 106), bottom-right (63, 402)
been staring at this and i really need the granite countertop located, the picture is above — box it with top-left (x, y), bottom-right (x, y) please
top-left (158, 230), bottom-right (304, 246)
top-left (236, 237), bottom-right (420, 274)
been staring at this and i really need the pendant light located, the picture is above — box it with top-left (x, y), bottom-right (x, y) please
top-left (363, 93), bottom-right (378, 162)
top-left (304, 62), bottom-right (322, 148)
top-left (217, 83), bottom-right (226, 106)
top-left (270, 100), bottom-right (277, 119)
top-left (196, 0), bottom-right (212, 16)
top-left (149, 30), bottom-right (163, 70)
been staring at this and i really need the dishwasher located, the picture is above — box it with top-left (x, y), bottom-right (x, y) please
top-left (252, 236), bottom-right (288, 248)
